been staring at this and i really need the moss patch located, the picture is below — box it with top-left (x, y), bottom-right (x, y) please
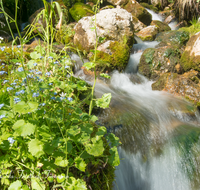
top-left (89, 40), bottom-right (130, 72)
top-left (156, 30), bottom-right (189, 47)
top-left (178, 22), bottom-right (200, 37)
top-left (151, 20), bottom-right (171, 33)
top-left (55, 23), bottom-right (75, 45)
top-left (69, 3), bottom-right (94, 22)
top-left (138, 48), bottom-right (155, 78)
top-left (140, 3), bottom-right (159, 13)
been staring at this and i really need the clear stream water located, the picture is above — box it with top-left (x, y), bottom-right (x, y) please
top-left (74, 10), bottom-right (200, 190)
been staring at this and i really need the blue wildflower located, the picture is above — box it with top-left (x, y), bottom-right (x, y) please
top-left (14, 97), bottom-right (21, 104)
top-left (7, 137), bottom-right (15, 144)
top-left (0, 114), bottom-right (6, 119)
top-left (67, 97), bottom-right (73, 102)
top-left (32, 92), bottom-right (39, 97)
top-left (0, 71), bottom-right (7, 75)
top-left (16, 45), bottom-right (21, 48)
top-left (7, 87), bottom-right (13, 92)
top-left (65, 65), bottom-right (70, 69)
top-left (54, 61), bottom-right (59, 64)
top-left (40, 56), bottom-right (44, 59)
top-left (18, 67), bottom-right (24, 72)
top-left (16, 62), bottom-right (21, 66)
top-left (3, 80), bottom-right (9, 84)
top-left (48, 56), bottom-right (53, 59)
top-left (54, 92), bottom-right (57, 95)
top-left (49, 83), bottom-right (53, 86)
top-left (42, 103), bottom-right (46, 106)
top-left (45, 72), bottom-right (51, 76)
top-left (11, 82), bottom-right (17, 86)
top-left (0, 46), bottom-right (5, 51)
top-left (1, 63), bottom-right (5, 66)
top-left (33, 63), bottom-right (37, 66)
top-left (0, 104), bottom-right (4, 109)
top-left (60, 97), bottom-right (65, 101)
top-left (14, 79), bottom-right (18, 82)
top-left (51, 97), bottom-right (56, 100)
top-left (36, 71), bottom-right (42, 75)
top-left (29, 70), bottom-right (35, 73)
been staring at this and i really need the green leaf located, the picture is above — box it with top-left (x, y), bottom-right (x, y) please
top-left (13, 120), bottom-right (36, 137)
top-left (81, 123), bottom-right (93, 134)
top-left (75, 157), bottom-right (86, 172)
top-left (96, 93), bottom-right (111, 109)
top-left (55, 156), bottom-right (69, 167)
top-left (90, 115), bottom-right (98, 122)
top-left (8, 180), bottom-right (22, 190)
top-left (106, 133), bottom-right (120, 147)
top-left (85, 136), bottom-right (104, 157)
top-left (100, 73), bottom-right (111, 79)
top-left (83, 62), bottom-right (96, 70)
top-left (30, 52), bottom-right (41, 59)
top-left (67, 177), bottom-right (87, 190)
top-left (108, 146), bottom-right (120, 166)
top-left (68, 126), bottom-right (80, 136)
top-left (13, 101), bottom-right (38, 114)
top-left (27, 60), bottom-right (36, 69)
top-left (98, 36), bottom-right (106, 43)
top-left (77, 81), bottom-right (87, 91)
top-left (31, 178), bottom-right (45, 190)
top-left (96, 126), bottom-right (107, 137)
top-left (28, 139), bottom-right (44, 158)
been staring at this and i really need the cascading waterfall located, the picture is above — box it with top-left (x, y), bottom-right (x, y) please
top-left (74, 9), bottom-right (200, 190)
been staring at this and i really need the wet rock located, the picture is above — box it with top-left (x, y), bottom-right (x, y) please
top-left (150, 20), bottom-right (171, 33)
top-left (132, 16), bottom-right (146, 32)
top-left (155, 30), bottom-right (189, 48)
top-left (69, 3), bottom-right (94, 22)
top-left (74, 8), bottom-right (134, 52)
top-left (152, 70), bottom-right (200, 105)
top-left (180, 32), bottom-right (200, 72)
top-left (122, 0), bottom-right (152, 26)
top-left (164, 14), bottom-right (176, 24)
top-left (106, 0), bottom-right (129, 6)
top-left (138, 45), bottom-right (183, 80)
top-left (135, 25), bottom-right (159, 41)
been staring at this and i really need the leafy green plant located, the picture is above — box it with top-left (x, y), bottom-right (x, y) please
top-left (0, 0), bottom-right (120, 189)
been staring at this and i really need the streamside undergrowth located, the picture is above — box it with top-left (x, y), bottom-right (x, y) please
top-left (0, 0), bottom-right (120, 189)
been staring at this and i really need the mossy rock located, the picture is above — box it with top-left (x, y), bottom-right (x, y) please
top-left (122, 0), bottom-right (152, 26)
top-left (69, 3), bottom-right (94, 22)
top-left (151, 20), bottom-right (171, 33)
top-left (180, 33), bottom-right (200, 72)
top-left (138, 48), bottom-right (155, 78)
top-left (155, 30), bottom-right (189, 48)
top-left (152, 73), bottom-right (170, 90)
top-left (89, 40), bottom-right (130, 72)
top-left (140, 3), bottom-right (159, 13)
top-left (55, 23), bottom-right (76, 45)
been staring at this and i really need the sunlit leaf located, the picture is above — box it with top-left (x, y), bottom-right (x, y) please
top-left (31, 178), bottom-right (45, 190)
top-left (28, 139), bottom-right (44, 158)
top-left (8, 180), bottom-right (22, 190)
top-left (95, 93), bottom-right (111, 109)
top-left (75, 157), bottom-right (86, 172)
top-left (83, 62), bottom-right (96, 70)
top-left (55, 156), bottom-right (69, 167)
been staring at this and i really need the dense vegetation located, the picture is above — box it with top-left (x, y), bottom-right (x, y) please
top-left (0, 0), bottom-right (120, 189)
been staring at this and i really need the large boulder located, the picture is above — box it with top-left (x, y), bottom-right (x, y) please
top-left (138, 45), bottom-right (183, 80)
top-left (152, 70), bottom-right (200, 105)
top-left (69, 3), bottom-right (94, 22)
top-left (180, 32), bottom-right (200, 72)
top-left (132, 16), bottom-right (146, 32)
top-left (122, 0), bottom-right (152, 26)
top-left (135, 25), bottom-right (159, 41)
top-left (74, 8), bottom-right (134, 52)
top-left (155, 30), bottom-right (189, 48)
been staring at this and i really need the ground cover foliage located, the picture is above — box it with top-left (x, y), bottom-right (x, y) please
top-left (0, 0), bottom-right (120, 189)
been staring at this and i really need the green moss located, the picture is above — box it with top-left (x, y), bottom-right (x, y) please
top-left (101, 5), bottom-right (115, 10)
top-left (180, 51), bottom-right (200, 72)
top-left (138, 48), bottom-right (155, 78)
top-left (55, 23), bottom-right (75, 45)
top-left (178, 22), bottom-right (200, 37)
top-left (90, 40), bottom-right (130, 72)
top-left (140, 3), bottom-right (159, 13)
top-left (156, 31), bottom-right (189, 47)
top-left (138, 35), bottom-right (154, 41)
top-left (69, 3), bottom-right (94, 22)
top-left (151, 20), bottom-right (171, 33)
